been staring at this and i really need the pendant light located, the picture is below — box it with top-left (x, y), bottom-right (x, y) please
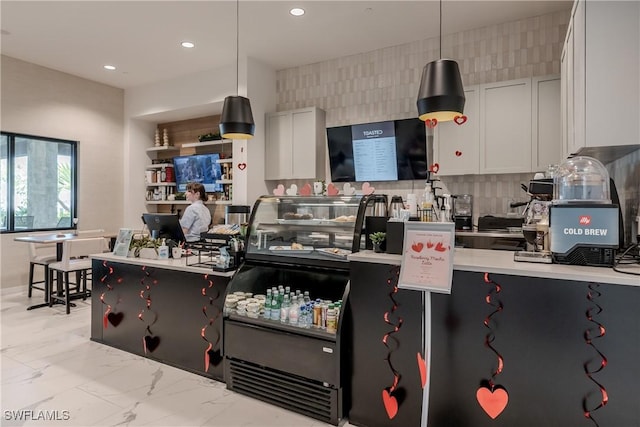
top-left (417, 0), bottom-right (465, 124)
top-left (219, 0), bottom-right (255, 139)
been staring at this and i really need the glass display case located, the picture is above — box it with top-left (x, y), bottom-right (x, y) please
top-left (223, 195), bottom-right (368, 425)
top-left (245, 195), bottom-right (366, 268)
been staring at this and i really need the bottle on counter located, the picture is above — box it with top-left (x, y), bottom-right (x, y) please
top-left (288, 297), bottom-right (299, 326)
top-left (303, 291), bottom-right (311, 304)
top-left (264, 289), bottom-right (272, 319)
top-left (157, 239), bottom-right (169, 260)
top-left (270, 290), bottom-right (280, 321)
top-left (280, 294), bottom-right (290, 323)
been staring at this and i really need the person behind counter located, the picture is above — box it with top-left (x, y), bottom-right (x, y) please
top-left (180, 182), bottom-right (212, 242)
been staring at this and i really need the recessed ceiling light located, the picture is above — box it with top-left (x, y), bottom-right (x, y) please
top-left (181, 41), bottom-right (195, 48)
top-left (290, 8), bottom-right (305, 17)
top-left (103, 65), bottom-right (116, 71)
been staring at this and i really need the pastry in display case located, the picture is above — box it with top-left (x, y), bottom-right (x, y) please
top-left (223, 195), bottom-right (369, 425)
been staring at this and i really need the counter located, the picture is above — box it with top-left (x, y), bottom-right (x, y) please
top-left (347, 249), bottom-right (640, 427)
top-left (349, 248), bottom-right (639, 286)
top-left (90, 253), bottom-right (234, 381)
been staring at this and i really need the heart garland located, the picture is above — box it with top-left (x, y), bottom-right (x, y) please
top-left (417, 352), bottom-right (427, 389)
top-left (454, 115), bottom-right (468, 125)
top-left (201, 273), bottom-right (223, 372)
top-left (99, 260), bottom-right (125, 329)
top-left (476, 272), bottom-right (509, 419)
top-left (582, 283), bottom-right (608, 426)
top-left (138, 266), bottom-right (160, 354)
top-left (381, 266), bottom-right (403, 419)
top-left (425, 118), bottom-right (438, 128)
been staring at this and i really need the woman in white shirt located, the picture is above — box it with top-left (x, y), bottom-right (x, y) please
top-left (180, 182), bottom-right (211, 242)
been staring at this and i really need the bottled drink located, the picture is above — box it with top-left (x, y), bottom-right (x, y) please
top-left (288, 298), bottom-right (299, 326)
top-left (270, 291), bottom-right (281, 321)
top-left (264, 289), bottom-right (272, 319)
top-left (303, 291), bottom-right (311, 304)
top-left (326, 304), bottom-right (337, 333)
top-left (280, 294), bottom-right (290, 323)
top-left (285, 286), bottom-right (291, 295)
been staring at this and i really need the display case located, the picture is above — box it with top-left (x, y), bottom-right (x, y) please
top-left (223, 195), bottom-right (367, 425)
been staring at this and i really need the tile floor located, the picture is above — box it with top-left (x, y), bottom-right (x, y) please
top-left (1, 287), bottom-right (356, 427)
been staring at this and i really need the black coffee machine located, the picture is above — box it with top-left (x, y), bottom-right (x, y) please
top-left (452, 194), bottom-right (473, 231)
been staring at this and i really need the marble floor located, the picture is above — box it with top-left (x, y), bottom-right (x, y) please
top-left (1, 287), bottom-right (356, 427)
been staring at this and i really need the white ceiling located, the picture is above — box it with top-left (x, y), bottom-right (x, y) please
top-left (1, 1), bottom-right (572, 90)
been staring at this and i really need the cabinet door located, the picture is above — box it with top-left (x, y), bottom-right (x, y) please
top-left (532, 75), bottom-right (562, 172)
top-left (434, 86), bottom-right (480, 176)
top-left (265, 112), bottom-right (292, 180)
top-left (480, 78), bottom-right (532, 174)
top-left (561, 23), bottom-right (573, 159)
top-left (291, 109), bottom-right (317, 179)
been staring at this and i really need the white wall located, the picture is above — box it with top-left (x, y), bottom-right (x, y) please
top-left (0, 55), bottom-right (124, 289)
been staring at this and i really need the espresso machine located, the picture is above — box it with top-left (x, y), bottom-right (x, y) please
top-left (514, 178), bottom-right (554, 263)
top-left (453, 195), bottom-right (473, 231)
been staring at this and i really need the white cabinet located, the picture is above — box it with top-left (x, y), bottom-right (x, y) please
top-left (265, 106), bottom-right (326, 180)
top-left (562, 0), bottom-right (640, 154)
top-left (532, 75), bottom-right (562, 171)
top-left (434, 86), bottom-right (480, 175)
top-left (479, 78), bottom-right (532, 174)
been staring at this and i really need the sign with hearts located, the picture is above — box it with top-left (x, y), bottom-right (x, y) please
top-left (237, 162), bottom-right (247, 170)
top-left (342, 183), bottom-right (356, 195)
top-left (272, 184), bottom-right (285, 196)
top-left (382, 388), bottom-right (399, 419)
top-left (286, 184), bottom-right (298, 196)
top-left (299, 183), bottom-right (312, 196)
top-left (361, 182), bottom-right (375, 195)
top-left (327, 183), bottom-right (340, 196)
top-left (476, 386), bottom-right (509, 419)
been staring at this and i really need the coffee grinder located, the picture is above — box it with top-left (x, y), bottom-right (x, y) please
top-left (453, 194), bottom-right (473, 231)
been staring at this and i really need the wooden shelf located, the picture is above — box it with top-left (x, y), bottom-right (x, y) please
top-left (146, 163), bottom-right (173, 169)
top-left (216, 179), bottom-right (233, 185)
top-left (145, 182), bottom-right (176, 187)
top-left (216, 158), bottom-right (233, 164)
top-left (181, 139), bottom-right (232, 148)
top-left (146, 146), bottom-right (179, 152)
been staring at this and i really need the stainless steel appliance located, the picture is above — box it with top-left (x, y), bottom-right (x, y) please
top-left (453, 194), bottom-right (473, 230)
top-left (550, 156), bottom-right (621, 266)
top-left (225, 205), bottom-right (250, 225)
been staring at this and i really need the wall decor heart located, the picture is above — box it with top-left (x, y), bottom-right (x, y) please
top-left (454, 115), bottom-right (468, 125)
top-left (327, 183), bottom-right (340, 196)
top-left (272, 184), bottom-right (285, 196)
top-left (342, 183), bottom-right (356, 196)
top-left (455, 150), bottom-right (462, 157)
top-left (237, 162), bottom-right (247, 170)
top-left (361, 182), bottom-right (375, 195)
top-left (206, 348), bottom-right (223, 368)
top-left (425, 118), bottom-right (438, 128)
top-left (286, 184), bottom-right (298, 196)
top-left (429, 163), bottom-right (440, 174)
top-left (299, 183), bottom-right (312, 196)
top-left (476, 386), bottom-right (509, 419)
top-left (382, 388), bottom-right (399, 419)
top-left (143, 335), bottom-right (161, 353)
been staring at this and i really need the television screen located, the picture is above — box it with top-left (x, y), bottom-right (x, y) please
top-left (141, 213), bottom-right (186, 243)
top-left (173, 153), bottom-right (223, 193)
top-left (327, 118), bottom-right (427, 182)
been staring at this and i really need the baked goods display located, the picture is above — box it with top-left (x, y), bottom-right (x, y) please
top-left (283, 212), bottom-right (314, 220)
top-left (333, 215), bottom-right (356, 222)
top-left (291, 242), bottom-right (304, 250)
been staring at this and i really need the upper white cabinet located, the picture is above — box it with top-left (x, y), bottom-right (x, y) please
top-left (562, 0), bottom-right (640, 155)
top-left (532, 75), bottom-right (562, 171)
top-left (479, 78), bottom-right (532, 174)
top-left (265, 106), bottom-right (326, 180)
top-left (434, 86), bottom-right (480, 175)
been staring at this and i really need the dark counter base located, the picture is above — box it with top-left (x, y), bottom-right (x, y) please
top-left (349, 262), bottom-right (640, 427)
top-left (91, 259), bottom-right (230, 381)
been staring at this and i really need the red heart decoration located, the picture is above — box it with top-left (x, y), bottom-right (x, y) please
top-left (417, 352), bottom-right (427, 389)
top-left (107, 311), bottom-right (124, 327)
top-left (455, 150), bottom-right (462, 157)
top-left (454, 115), bottom-right (468, 125)
top-left (476, 386), bottom-right (509, 419)
top-left (429, 163), bottom-right (440, 174)
top-left (411, 242), bottom-right (424, 253)
top-left (434, 242), bottom-right (447, 252)
top-left (425, 118), bottom-right (438, 128)
top-left (382, 389), bottom-right (399, 419)
top-left (327, 183), bottom-right (339, 196)
top-left (299, 183), bottom-right (312, 196)
top-left (237, 162), bottom-right (247, 170)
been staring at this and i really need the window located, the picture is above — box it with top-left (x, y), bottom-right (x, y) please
top-left (0, 132), bottom-right (77, 233)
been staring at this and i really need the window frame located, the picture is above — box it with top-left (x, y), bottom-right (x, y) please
top-left (1, 131), bottom-right (78, 234)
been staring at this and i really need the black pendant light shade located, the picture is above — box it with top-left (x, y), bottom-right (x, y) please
top-left (417, 59), bottom-right (465, 122)
top-left (219, 95), bottom-right (255, 139)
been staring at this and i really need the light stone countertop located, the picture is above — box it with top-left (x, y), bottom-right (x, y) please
top-left (91, 252), bottom-right (236, 277)
top-left (348, 248), bottom-right (640, 287)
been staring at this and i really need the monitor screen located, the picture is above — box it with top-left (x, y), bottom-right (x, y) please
top-left (173, 153), bottom-right (223, 193)
top-left (142, 213), bottom-right (186, 243)
top-left (327, 118), bottom-right (427, 182)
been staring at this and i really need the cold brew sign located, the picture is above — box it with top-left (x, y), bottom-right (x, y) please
top-left (398, 222), bottom-right (455, 293)
top-left (550, 205), bottom-right (619, 254)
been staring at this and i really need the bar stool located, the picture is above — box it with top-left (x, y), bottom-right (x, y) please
top-left (48, 237), bottom-right (109, 314)
top-left (28, 241), bottom-right (57, 302)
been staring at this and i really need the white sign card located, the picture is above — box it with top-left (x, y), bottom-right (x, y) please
top-left (398, 221), bottom-right (455, 293)
top-left (112, 228), bottom-right (134, 257)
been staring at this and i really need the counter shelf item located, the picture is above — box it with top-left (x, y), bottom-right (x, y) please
top-left (185, 241), bottom-right (237, 272)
